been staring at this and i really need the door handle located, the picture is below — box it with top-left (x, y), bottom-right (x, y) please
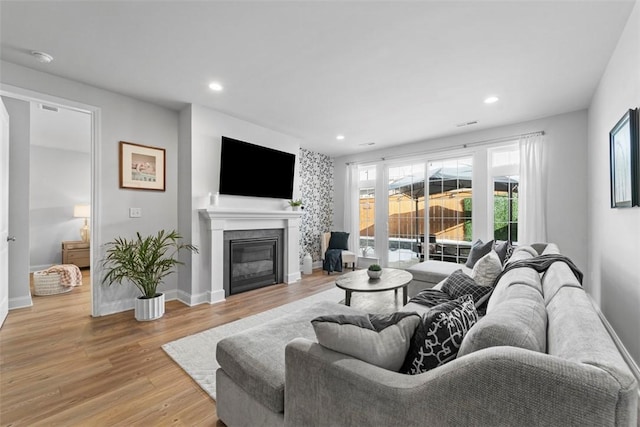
top-left (6, 236), bottom-right (16, 242)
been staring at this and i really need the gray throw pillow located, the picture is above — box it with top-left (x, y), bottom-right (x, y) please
top-left (401, 295), bottom-right (478, 375)
top-left (465, 239), bottom-right (494, 268)
top-left (311, 312), bottom-right (421, 371)
top-left (458, 294), bottom-right (548, 357)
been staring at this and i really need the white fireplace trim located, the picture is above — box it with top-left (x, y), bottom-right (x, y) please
top-left (199, 208), bottom-right (303, 303)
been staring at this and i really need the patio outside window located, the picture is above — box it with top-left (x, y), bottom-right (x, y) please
top-left (490, 143), bottom-right (520, 243)
top-left (428, 157), bottom-right (473, 264)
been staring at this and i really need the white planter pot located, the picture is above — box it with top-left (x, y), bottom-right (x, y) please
top-left (135, 293), bottom-right (165, 321)
top-left (367, 270), bottom-right (382, 279)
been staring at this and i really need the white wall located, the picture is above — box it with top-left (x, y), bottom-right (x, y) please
top-left (30, 146), bottom-right (90, 270)
top-left (1, 60), bottom-right (179, 316)
top-left (333, 110), bottom-right (589, 275)
top-left (587, 0), bottom-right (640, 366)
top-left (181, 104), bottom-right (301, 305)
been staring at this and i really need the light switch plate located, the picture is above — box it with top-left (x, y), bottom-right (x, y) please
top-left (129, 207), bottom-right (142, 218)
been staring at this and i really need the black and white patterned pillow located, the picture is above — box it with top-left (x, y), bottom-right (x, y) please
top-left (401, 295), bottom-right (478, 375)
top-left (441, 270), bottom-right (494, 315)
top-left (494, 240), bottom-right (514, 265)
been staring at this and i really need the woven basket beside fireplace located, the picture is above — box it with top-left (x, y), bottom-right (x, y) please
top-left (33, 270), bottom-right (72, 296)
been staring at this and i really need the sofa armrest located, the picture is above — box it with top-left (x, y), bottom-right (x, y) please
top-left (284, 339), bottom-right (638, 427)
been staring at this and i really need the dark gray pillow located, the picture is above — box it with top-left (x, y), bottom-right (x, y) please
top-left (493, 240), bottom-right (513, 265)
top-left (311, 312), bottom-right (421, 371)
top-left (465, 239), bottom-right (494, 268)
top-left (328, 231), bottom-right (350, 250)
top-left (401, 295), bottom-right (478, 375)
top-left (441, 269), bottom-right (493, 315)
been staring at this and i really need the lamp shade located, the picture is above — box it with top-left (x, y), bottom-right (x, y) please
top-left (73, 204), bottom-right (90, 218)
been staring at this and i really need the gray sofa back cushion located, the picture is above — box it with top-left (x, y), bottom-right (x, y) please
top-left (458, 292), bottom-right (547, 357)
top-left (486, 246), bottom-right (542, 312)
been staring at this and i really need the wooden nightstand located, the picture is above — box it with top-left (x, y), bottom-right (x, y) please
top-left (62, 241), bottom-right (90, 268)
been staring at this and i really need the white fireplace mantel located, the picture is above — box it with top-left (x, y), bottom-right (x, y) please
top-left (199, 207), bottom-right (303, 303)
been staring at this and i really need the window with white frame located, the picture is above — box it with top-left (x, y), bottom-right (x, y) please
top-left (358, 165), bottom-right (376, 257)
top-left (489, 143), bottom-right (520, 243)
top-left (428, 157), bottom-right (473, 264)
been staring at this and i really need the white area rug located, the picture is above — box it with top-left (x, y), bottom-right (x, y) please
top-left (161, 287), bottom-right (344, 400)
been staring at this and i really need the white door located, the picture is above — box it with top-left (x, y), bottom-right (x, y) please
top-left (0, 98), bottom-right (10, 327)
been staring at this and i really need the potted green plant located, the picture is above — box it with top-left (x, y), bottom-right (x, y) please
top-left (101, 229), bottom-right (198, 321)
top-left (288, 199), bottom-right (303, 211)
top-left (367, 263), bottom-right (383, 279)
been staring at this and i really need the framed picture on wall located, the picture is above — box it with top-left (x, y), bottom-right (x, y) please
top-left (609, 108), bottom-right (639, 208)
top-left (119, 141), bottom-right (166, 191)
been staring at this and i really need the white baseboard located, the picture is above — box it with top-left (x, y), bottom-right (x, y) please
top-left (9, 295), bottom-right (33, 310)
top-left (97, 289), bottom-right (178, 316)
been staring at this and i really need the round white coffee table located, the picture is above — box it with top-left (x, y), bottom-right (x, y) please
top-left (335, 268), bottom-right (413, 306)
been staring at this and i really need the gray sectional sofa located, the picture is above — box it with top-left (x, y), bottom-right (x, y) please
top-left (216, 243), bottom-right (638, 427)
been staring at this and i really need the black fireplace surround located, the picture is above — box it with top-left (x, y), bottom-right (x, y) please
top-left (223, 229), bottom-right (284, 296)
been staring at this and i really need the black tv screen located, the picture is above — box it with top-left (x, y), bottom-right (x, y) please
top-left (219, 136), bottom-right (296, 200)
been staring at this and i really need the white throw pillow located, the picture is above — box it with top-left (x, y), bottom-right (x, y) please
top-left (471, 250), bottom-right (503, 287)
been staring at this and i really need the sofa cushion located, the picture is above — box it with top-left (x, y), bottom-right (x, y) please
top-left (311, 312), bottom-right (421, 371)
top-left (406, 260), bottom-right (471, 285)
top-left (470, 250), bottom-right (502, 287)
top-left (458, 291), bottom-right (548, 358)
top-left (216, 300), bottom-right (363, 413)
top-left (465, 239), bottom-right (494, 268)
top-left (401, 295), bottom-right (478, 374)
top-left (328, 231), bottom-right (349, 250)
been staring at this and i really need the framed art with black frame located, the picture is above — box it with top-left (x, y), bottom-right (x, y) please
top-left (609, 108), bottom-right (639, 208)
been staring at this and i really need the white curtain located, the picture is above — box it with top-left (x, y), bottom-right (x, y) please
top-left (344, 164), bottom-right (360, 254)
top-left (518, 134), bottom-right (547, 244)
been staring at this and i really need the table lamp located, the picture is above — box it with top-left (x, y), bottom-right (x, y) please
top-left (73, 204), bottom-right (90, 243)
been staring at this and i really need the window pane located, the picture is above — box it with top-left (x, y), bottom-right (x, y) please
top-left (493, 175), bottom-right (518, 242)
top-left (359, 188), bottom-right (375, 257)
top-left (388, 163), bottom-right (424, 268)
top-left (428, 157), bottom-right (473, 264)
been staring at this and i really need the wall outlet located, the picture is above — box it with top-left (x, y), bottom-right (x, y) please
top-left (129, 207), bottom-right (142, 218)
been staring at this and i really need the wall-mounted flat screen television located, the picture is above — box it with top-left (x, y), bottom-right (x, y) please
top-left (219, 136), bottom-right (296, 200)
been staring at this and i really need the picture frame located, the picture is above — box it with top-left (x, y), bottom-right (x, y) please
top-left (609, 108), bottom-right (639, 208)
top-left (119, 141), bottom-right (166, 191)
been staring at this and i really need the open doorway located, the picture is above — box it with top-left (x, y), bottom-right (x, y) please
top-left (29, 103), bottom-right (91, 302)
top-left (1, 87), bottom-right (99, 317)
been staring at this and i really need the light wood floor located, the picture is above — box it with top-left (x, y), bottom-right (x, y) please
top-left (0, 268), bottom-right (358, 426)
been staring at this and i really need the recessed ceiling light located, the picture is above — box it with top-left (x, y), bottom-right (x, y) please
top-left (484, 96), bottom-right (499, 104)
top-left (336, 135), bottom-right (345, 140)
top-left (31, 51), bottom-right (53, 64)
top-left (208, 82), bottom-right (223, 91)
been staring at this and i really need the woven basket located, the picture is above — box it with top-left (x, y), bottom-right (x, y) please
top-left (33, 271), bottom-right (72, 296)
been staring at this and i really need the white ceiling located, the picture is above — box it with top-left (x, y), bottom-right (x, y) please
top-left (0, 1), bottom-right (634, 157)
